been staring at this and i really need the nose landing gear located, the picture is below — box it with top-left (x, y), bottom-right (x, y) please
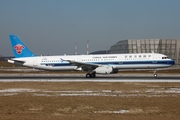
top-left (154, 70), bottom-right (157, 78)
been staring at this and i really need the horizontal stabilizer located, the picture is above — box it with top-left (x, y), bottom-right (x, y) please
top-left (8, 59), bottom-right (25, 65)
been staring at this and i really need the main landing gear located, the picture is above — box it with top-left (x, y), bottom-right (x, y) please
top-left (86, 72), bottom-right (96, 78)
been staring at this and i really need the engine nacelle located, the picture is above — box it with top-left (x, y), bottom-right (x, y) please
top-left (94, 66), bottom-right (118, 74)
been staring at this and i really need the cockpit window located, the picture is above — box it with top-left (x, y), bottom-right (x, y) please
top-left (162, 57), bottom-right (169, 59)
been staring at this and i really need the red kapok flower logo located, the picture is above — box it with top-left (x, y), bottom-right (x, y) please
top-left (14, 44), bottom-right (25, 54)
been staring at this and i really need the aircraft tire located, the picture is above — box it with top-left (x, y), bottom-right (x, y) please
top-left (86, 73), bottom-right (91, 78)
top-left (154, 74), bottom-right (157, 78)
top-left (90, 73), bottom-right (96, 78)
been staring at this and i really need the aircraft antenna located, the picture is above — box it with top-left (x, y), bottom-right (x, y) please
top-left (75, 42), bottom-right (78, 55)
top-left (87, 40), bottom-right (89, 55)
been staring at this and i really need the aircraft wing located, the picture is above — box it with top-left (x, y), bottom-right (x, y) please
top-left (63, 59), bottom-right (101, 71)
top-left (66, 60), bottom-right (100, 67)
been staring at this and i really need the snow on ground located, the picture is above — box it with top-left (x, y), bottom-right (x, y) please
top-left (0, 87), bottom-right (180, 97)
top-left (94, 109), bottom-right (130, 114)
top-left (0, 78), bottom-right (180, 82)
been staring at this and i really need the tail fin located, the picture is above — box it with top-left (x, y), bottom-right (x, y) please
top-left (9, 34), bottom-right (35, 58)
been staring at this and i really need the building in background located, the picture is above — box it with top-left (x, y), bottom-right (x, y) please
top-left (90, 50), bottom-right (109, 54)
top-left (110, 39), bottom-right (180, 65)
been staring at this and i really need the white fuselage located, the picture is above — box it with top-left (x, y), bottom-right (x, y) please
top-left (10, 53), bottom-right (175, 72)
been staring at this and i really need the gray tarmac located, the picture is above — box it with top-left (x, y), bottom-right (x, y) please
top-left (0, 74), bottom-right (180, 82)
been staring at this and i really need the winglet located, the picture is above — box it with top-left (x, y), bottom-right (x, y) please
top-left (9, 34), bottom-right (35, 58)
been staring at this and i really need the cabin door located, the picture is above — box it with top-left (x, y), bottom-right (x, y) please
top-left (33, 58), bottom-right (37, 67)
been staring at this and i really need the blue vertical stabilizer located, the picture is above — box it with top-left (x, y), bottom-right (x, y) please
top-left (9, 34), bottom-right (35, 58)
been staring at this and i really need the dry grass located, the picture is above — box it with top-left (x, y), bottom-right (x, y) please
top-left (0, 82), bottom-right (180, 120)
top-left (0, 61), bottom-right (21, 67)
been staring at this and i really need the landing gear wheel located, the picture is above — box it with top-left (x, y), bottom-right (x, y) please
top-left (86, 73), bottom-right (91, 78)
top-left (153, 69), bottom-right (158, 78)
top-left (90, 73), bottom-right (96, 78)
top-left (86, 73), bottom-right (96, 78)
top-left (154, 74), bottom-right (157, 78)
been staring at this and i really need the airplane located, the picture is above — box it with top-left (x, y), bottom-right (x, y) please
top-left (8, 34), bottom-right (175, 78)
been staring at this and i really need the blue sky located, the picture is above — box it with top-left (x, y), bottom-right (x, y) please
top-left (1, 0), bottom-right (180, 56)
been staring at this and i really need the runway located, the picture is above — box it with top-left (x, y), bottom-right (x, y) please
top-left (0, 74), bottom-right (180, 82)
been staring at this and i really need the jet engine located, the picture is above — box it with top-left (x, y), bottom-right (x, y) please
top-left (94, 66), bottom-right (118, 74)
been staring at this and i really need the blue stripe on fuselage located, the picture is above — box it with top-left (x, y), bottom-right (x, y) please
top-left (40, 60), bottom-right (175, 67)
